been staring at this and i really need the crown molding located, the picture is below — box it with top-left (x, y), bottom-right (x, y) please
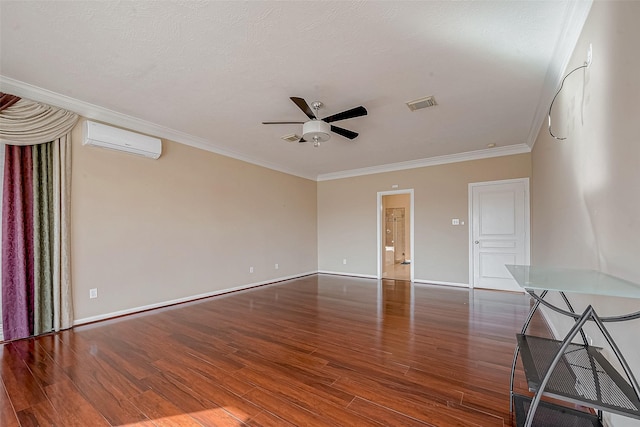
top-left (316, 144), bottom-right (531, 181)
top-left (1, 76), bottom-right (533, 182)
top-left (525, 0), bottom-right (593, 148)
top-left (0, 76), bottom-right (316, 181)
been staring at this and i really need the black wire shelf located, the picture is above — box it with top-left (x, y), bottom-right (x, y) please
top-left (517, 334), bottom-right (640, 420)
top-left (512, 393), bottom-right (602, 427)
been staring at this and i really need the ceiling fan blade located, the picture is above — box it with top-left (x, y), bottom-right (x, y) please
top-left (322, 106), bottom-right (367, 123)
top-left (290, 97), bottom-right (316, 120)
top-left (262, 121), bottom-right (305, 124)
top-left (331, 125), bottom-right (358, 140)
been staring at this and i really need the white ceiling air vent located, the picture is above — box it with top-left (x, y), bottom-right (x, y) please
top-left (83, 120), bottom-right (162, 159)
top-left (281, 134), bottom-right (300, 142)
top-left (406, 95), bottom-right (437, 112)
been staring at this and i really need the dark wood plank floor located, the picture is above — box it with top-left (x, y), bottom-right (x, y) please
top-left (0, 274), bottom-right (548, 426)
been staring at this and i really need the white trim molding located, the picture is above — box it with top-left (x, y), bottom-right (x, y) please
top-left (318, 144), bottom-right (531, 181)
top-left (1, 76), bottom-right (538, 183)
top-left (73, 271), bottom-right (316, 326)
top-left (317, 271), bottom-right (378, 280)
top-left (0, 76), bottom-right (316, 180)
top-left (413, 279), bottom-right (469, 288)
top-left (377, 189), bottom-right (415, 282)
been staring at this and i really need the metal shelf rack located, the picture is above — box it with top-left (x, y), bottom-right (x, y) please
top-left (506, 265), bottom-right (640, 427)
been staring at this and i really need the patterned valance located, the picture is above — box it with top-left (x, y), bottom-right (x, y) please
top-left (0, 92), bottom-right (79, 146)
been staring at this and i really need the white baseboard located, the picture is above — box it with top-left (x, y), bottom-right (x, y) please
top-left (317, 270), bottom-right (378, 279)
top-left (316, 274), bottom-right (470, 288)
top-left (73, 271), bottom-right (316, 326)
top-left (413, 279), bottom-right (469, 288)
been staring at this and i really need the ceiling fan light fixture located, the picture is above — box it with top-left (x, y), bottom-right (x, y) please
top-left (302, 120), bottom-right (331, 143)
top-left (263, 97), bottom-right (366, 144)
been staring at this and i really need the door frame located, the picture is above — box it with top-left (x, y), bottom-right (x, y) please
top-left (467, 178), bottom-right (530, 289)
top-left (377, 189), bottom-right (414, 281)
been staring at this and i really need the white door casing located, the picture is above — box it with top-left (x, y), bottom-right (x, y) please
top-left (377, 189), bottom-right (414, 282)
top-left (468, 178), bottom-right (529, 292)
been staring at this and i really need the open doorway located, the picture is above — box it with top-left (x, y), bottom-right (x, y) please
top-left (377, 190), bottom-right (414, 281)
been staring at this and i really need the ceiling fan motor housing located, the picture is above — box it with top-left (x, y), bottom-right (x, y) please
top-left (303, 120), bottom-right (331, 142)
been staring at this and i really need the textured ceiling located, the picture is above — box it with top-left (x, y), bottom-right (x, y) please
top-left (0, 1), bottom-right (589, 180)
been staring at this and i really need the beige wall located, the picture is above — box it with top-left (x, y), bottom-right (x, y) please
top-left (531, 2), bottom-right (640, 426)
top-left (71, 119), bottom-right (317, 322)
top-left (318, 154), bottom-right (531, 284)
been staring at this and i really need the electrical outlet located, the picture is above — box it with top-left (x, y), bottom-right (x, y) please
top-left (343, 258), bottom-right (347, 265)
top-left (89, 288), bottom-right (98, 299)
top-left (586, 43), bottom-right (592, 67)
top-left (275, 263), bottom-right (279, 270)
top-left (249, 266), bottom-right (254, 273)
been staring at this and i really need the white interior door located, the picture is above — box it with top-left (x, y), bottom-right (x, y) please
top-left (469, 179), bottom-right (529, 292)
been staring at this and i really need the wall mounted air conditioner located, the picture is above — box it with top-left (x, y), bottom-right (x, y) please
top-left (83, 120), bottom-right (162, 159)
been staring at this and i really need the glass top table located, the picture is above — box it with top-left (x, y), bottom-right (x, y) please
top-left (506, 265), bottom-right (640, 300)
top-left (506, 265), bottom-right (640, 427)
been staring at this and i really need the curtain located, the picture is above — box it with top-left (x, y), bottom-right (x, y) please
top-left (53, 135), bottom-right (73, 332)
top-left (33, 142), bottom-right (54, 335)
top-left (2, 145), bottom-right (34, 339)
top-left (0, 93), bottom-right (77, 341)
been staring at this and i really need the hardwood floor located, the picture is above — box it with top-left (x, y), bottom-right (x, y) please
top-left (382, 262), bottom-right (410, 281)
top-left (0, 274), bottom-right (548, 426)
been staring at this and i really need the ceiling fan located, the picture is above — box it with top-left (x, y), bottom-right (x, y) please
top-left (262, 97), bottom-right (367, 147)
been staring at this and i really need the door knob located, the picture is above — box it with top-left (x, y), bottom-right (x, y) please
top-left (475, 240), bottom-right (479, 244)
